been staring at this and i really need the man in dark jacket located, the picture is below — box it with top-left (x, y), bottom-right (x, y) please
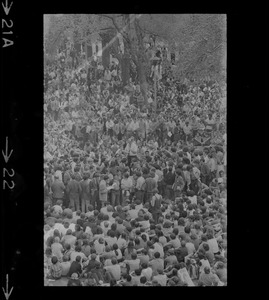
top-left (175, 240), bottom-right (188, 263)
top-left (66, 174), bottom-right (81, 211)
top-left (164, 167), bottom-right (175, 201)
top-left (51, 175), bottom-right (65, 206)
top-left (144, 172), bottom-right (158, 203)
top-left (67, 255), bottom-right (83, 278)
top-left (80, 173), bottom-right (90, 213)
top-left (149, 194), bottom-right (162, 223)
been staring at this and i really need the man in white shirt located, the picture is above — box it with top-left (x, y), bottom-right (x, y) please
top-left (125, 137), bottom-right (138, 166)
top-left (128, 204), bottom-right (139, 220)
top-left (152, 270), bottom-right (167, 286)
top-left (94, 238), bottom-right (106, 255)
top-left (104, 258), bottom-right (121, 281)
top-left (54, 168), bottom-right (63, 182)
top-left (141, 263), bottom-right (153, 281)
top-left (152, 238), bottom-right (164, 258)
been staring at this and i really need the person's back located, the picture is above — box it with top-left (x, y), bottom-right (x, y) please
top-left (138, 253), bottom-right (150, 265)
top-left (94, 239), bottom-right (105, 255)
top-left (175, 244), bottom-right (188, 262)
top-left (207, 237), bottom-right (219, 254)
top-left (153, 273), bottom-right (167, 286)
top-left (141, 266), bottom-right (152, 281)
top-left (166, 253), bottom-right (178, 266)
top-left (131, 273), bottom-right (142, 286)
top-left (170, 237), bottom-right (181, 249)
top-left (105, 263), bottom-right (121, 281)
top-left (60, 259), bottom-right (71, 276)
top-left (63, 233), bottom-right (76, 247)
top-left (153, 242), bottom-right (164, 258)
top-left (105, 235), bottom-right (117, 247)
top-left (67, 260), bottom-right (82, 278)
top-left (164, 171), bottom-right (175, 186)
top-left (51, 179), bottom-right (65, 199)
top-left (80, 179), bottom-right (90, 197)
top-left (216, 266), bottom-right (227, 283)
top-left (51, 241), bottom-right (63, 259)
top-left (67, 179), bottom-right (81, 195)
top-left (128, 208), bottom-right (139, 220)
top-left (185, 241), bottom-right (196, 255)
top-left (145, 177), bottom-right (157, 193)
top-left (70, 250), bottom-right (86, 262)
top-left (126, 258), bottom-right (140, 273)
top-left (149, 258), bottom-right (164, 275)
top-left (199, 268), bottom-right (219, 286)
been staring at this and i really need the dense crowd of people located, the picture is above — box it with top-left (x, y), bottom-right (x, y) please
top-left (44, 43), bottom-right (227, 286)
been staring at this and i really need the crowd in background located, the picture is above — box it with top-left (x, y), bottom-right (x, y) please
top-left (44, 43), bottom-right (227, 286)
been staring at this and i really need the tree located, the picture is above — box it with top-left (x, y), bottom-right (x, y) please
top-left (45, 14), bottom-right (226, 88)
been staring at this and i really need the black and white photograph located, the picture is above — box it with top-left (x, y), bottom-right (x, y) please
top-left (43, 13), bottom-right (227, 287)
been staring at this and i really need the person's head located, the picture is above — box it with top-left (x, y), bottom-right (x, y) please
top-left (111, 257), bottom-right (118, 265)
top-left (140, 276), bottom-right (147, 284)
top-left (112, 243), bottom-right (119, 251)
top-left (51, 256), bottom-right (58, 264)
top-left (126, 275), bottom-right (132, 282)
top-left (181, 240), bottom-right (186, 247)
top-left (204, 266), bottom-right (210, 274)
top-left (201, 234), bottom-right (208, 242)
top-left (131, 253), bottom-right (137, 260)
top-left (75, 255), bottom-right (82, 263)
top-left (54, 236), bottom-right (60, 244)
top-left (154, 252), bottom-right (160, 259)
top-left (105, 245), bottom-right (111, 253)
top-left (184, 226), bottom-right (191, 234)
top-left (203, 243), bottom-right (210, 252)
top-left (75, 245), bottom-right (82, 252)
top-left (170, 233), bottom-right (176, 240)
top-left (110, 278), bottom-right (117, 286)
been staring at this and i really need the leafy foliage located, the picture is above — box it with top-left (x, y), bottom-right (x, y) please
top-left (44, 14), bottom-right (226, 84)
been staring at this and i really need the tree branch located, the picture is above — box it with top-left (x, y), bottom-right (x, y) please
top-left (97, 14), bottom-right (131, 47)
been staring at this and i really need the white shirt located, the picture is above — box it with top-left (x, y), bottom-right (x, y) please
top-left (130, 142), bottom-right (138, 156)
top-left (53, 222), bottom-right (65, 236)
top-left (142, 267), bottom-right (153, 281)
top-left (185, 242), bottom-right (196, 255)
top-left (117, 237), bottom-right (127, 249)
top-left (153, 274), bottom-right (167, 286)
top-left (199, 259), bottom-right (211, 273)
top-left (94, 240), bottom-right (106, 255)
top-left (153, 242), bottom-right (164, 258)
top-left (54, 170), bottom-right (63, 182)
top-left (207, 238), bottom-right (219, 254)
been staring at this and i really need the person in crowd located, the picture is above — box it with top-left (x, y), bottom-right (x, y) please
top-left (66, 174), bottom-right (82, 211)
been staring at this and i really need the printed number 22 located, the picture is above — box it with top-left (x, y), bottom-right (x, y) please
top-left (3, 168), bottom-right (15, 178)
top-left (3, 168), bottom-right (15, 190)
top-left (3, 180), bottom-right (15, 190)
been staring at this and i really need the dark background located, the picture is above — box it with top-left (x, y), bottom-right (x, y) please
top-left (0, 1), bottom-right (268, 299)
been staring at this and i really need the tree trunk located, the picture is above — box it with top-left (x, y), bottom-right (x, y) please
top-left (134, 16), bottom-right (148, 104)
top-left (102, 44), bottom-right (110, 68)
top-left (121, 53), bottom-right (130, 86)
